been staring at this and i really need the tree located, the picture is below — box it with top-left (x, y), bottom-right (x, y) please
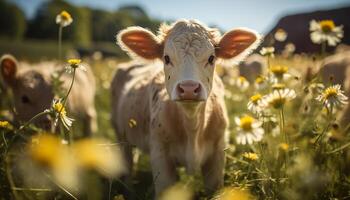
top-left (0, 0), bottom-right (26, 40)
top-left (26, 0), bottom-right (91, 45)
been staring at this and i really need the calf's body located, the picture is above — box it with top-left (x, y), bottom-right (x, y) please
top-left (111, 20), bottom-right (260, 196)
top-left (112, 61), bottom-right (228, 193)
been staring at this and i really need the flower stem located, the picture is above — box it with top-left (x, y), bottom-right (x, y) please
top-left (54, 68), bottom-right (76, 136)
top-left (18, 111), bottom-right (50, 132)
top-left (62, 68), bottom-right (76, 108)
top-left (279, 107), bottom-right (287, 144)
top-left (58, 26), bottom-right (63, 62)
top-left (315, 105), bottom-right (333, 144)
top-left (321, 41), bottom-right (326, 57)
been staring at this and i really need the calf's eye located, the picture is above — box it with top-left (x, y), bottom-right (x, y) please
top-left (164, 55), bottom-right (171, 65)
top-left (208, 55), bottom-right (215, 65)
top-left (21, 95), bottom-right (30, 104)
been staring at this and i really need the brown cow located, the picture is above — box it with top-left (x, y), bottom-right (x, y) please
top-left (111, 20), bottom-right (260, 196)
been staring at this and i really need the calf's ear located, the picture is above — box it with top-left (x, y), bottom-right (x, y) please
top-left (216, 28), bottom-right (261, 64)
top-left (1, 54), bottom-right (18, 85)
top-left (117, 27), bottom-right (162, 60)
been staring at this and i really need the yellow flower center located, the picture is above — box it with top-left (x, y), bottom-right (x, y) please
top-left (250, 94), bottom-right (262, 103)
top-left (324, 87), bottom-right (338, 99)
top-left (243, 152), bottom-right (259, 160)
top-left (0, 121), bottom-right (10, 128)
top-left (272, 83), bottom-right (286, 90)
top-left (60, 11), bottom-right (72, 21)
top-left (279, 143), bottom-right (289, 151)
top-left (270, 97), bottom-right (286, 109)
top-left (238, 76), bottom-right (247, 83)
top-left (255, 76), bottom-right (264, 84)
top-left (320, 20), bottom-right (335, 33)
top-left (240, 116), bottom-right (254, 131)
top-left (270, 65), bottom-right (288, 77)
top-left (54, 102), bottom-right (66, 115)
top-left (68, 59), bottom-right (81, 68)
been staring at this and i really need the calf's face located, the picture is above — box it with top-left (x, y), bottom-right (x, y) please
top-left (1, 55), bottom-right (53, 127)
top-left (117, 20), bottom-right (260, 102)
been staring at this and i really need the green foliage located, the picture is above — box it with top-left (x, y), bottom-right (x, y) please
top-left (0, 0), bottom-right (26, 39)
top-left (22, 0), bottom-right (161, 45)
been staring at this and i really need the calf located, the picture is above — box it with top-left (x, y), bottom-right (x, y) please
top-left (111, 20), bottom-right (260, 196)
top-left (318, 52), bottom-right (350, 126)
top-left (0, 55), bottom-right (97, 136)
top-left (238, 53), bottom-right (266, 82)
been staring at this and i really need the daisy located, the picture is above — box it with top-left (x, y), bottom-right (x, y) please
top-left (260, 47), bottom-right (275, 57)
top-left (247, 93), bottom-right (263, 114)
top-left (52, 99), bottom-right (74, 130)
top-left (66, 59), bottom-right (86, 73)
top-left (309, 19), bottom-right (343, 46)
top-left (274, 28), bottom-right (287, 42)
top-left (270, 65), bottom-right (292, 83)
top-left (254, 76), bottom-right (267, 90)
top-left (235, 76), bottom-right (250, 91)
top-left (260, 88), bottom-right (296, 109)
top-left (316, 84), bottom-right (348, 110)
top-left (56, 10), bottom-right (73, 27)
top-left (235, 115), bottom-right (264, 145)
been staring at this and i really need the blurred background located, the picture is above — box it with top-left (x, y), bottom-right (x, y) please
top-left (1, 1), bottom-right (350, 199)
top-left (0, 0), bottom-right (349, 61)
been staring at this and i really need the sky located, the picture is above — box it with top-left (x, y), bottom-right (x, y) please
top-left (12, 0), bottom-right (350, 33)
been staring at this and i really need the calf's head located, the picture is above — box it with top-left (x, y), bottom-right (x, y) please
top-left (1, 55), bottom-right (53, 127)
top-left (117, 20), bottom-right (260, 102)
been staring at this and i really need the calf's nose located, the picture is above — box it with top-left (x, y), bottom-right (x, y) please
top-left (176, 80), bottom-right (201, 100)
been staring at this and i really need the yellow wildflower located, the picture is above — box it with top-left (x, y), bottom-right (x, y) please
top-left (243, 152), bottom-right (259, 161)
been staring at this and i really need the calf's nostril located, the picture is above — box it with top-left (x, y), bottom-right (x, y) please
top-left (194, 85), bottom-right (201, 94)
top-left (177, 85), bottom-right (185, 94)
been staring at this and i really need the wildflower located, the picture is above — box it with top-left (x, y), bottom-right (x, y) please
top-left (316, 84), bottom-right (348, 110)
top-left (271, 83), bottom-right (286, 90)
top-left (243, 152), bottom-right (259, 161)
top-left (235, 115), bottom-right (264, 145)
top-left (270, 65), bottom-right (291, 83)
top-left (52, 99), bottom-right (74, 130)
top-left (235, 76), bottom-right (250, 91)
top-left (279, 143), bottom-right (289, 151)
top-left (274, 28), bottom-right (287, 42)
top-left (29, 133), bottom-right (78, 189)
top-left (29, 134), bottom-right (66, 167)
top-left (56, 10), bottom-right (73, 27)
top-left (260, 88), bottom-right (296, 109)
top-left (214, 187), bottom-right (254, 200)
top-left (160, 184), bottom-right (193, 200)
top-left (0, 120), bottom-right (13, 130)
top-left (309, 19), bottom-right (343, 46)
top-left (254, 76), bottom-right (267, 90)
top-left (72, 139), bottom-right (125, 177)
top-left (128, 118), bottom-right (137, 128)
top-left (66, 59), bottom-right (86, 73)
top-left (247, 93), bottom-right (263, 114)
top-left (260, 47), bottom-right (275, 57)
top-left (284, 43), bottom-right (296, 54)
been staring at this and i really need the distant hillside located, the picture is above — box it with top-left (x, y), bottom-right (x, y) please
top-left (264, 6), bottom-right (350, 54)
